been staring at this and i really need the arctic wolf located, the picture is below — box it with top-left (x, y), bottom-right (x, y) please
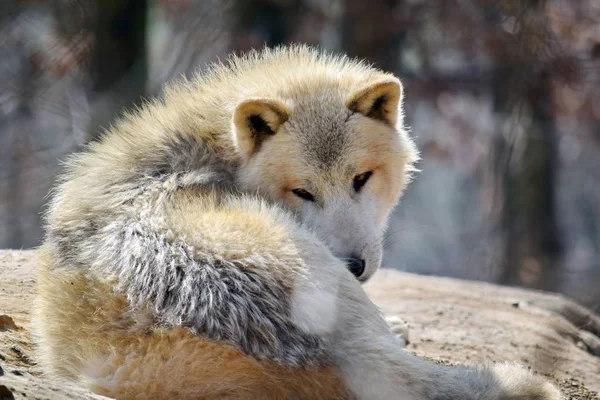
top-left (34, 45), bottom-right (562, 399)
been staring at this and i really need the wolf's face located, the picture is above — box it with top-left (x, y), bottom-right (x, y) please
top-left (234, 78), bottom-right (417, 282)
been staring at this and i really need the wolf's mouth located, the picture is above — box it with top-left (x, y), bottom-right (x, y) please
top-left (356, 274), bottom-right (371, 284)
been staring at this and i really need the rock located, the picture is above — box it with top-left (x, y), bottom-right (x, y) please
top-left (0, 317), bottom-right (17, 333)
top-left (365, 269), bottom-right (600, 398)
top-left (0, 383), bottom-right (15, 400)
top-left (0, 371), bottom-right (110, 400)
top-left (1, 249), bottom-right (599, 399)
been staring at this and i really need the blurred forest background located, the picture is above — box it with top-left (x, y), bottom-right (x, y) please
top-left (1, 0), bottom-right (599, 311)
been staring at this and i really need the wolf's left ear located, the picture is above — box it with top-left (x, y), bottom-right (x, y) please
top-left (347, 78), bottom-right (403, 127)
top-left (233, 98), bottom-right (289, 157)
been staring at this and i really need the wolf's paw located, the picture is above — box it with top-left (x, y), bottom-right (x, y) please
top-left (489, 363), bottom-right (563, 400)
top-left (385, 315), bottom-right (410, 347)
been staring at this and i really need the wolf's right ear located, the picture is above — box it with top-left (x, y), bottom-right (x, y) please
top-left (233, 99), bottom-right (289, 157)
top-left (347, 78), bottom-right (403, 127)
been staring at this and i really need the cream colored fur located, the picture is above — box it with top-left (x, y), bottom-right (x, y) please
top-left (33, 45), bottom-right (561, 400)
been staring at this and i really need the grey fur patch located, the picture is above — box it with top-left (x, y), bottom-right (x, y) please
top-left (49, 214), bottom-right (327, 366)
top-left (46, 132), bottom-right (328, 366)
top-left (424, 365), bottom-right (506, 400)
top-left (142, 131), bottom-right (235, 187)
top-left (300, 130), bottom-right (347, 169)
top-left (290, 97), bottom-right (351, 169)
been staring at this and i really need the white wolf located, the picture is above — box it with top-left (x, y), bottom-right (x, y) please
top-left (33, 45), bottom-right (562, 400)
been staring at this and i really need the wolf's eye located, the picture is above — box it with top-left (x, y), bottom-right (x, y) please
top-left (292, 188), bottom-right (315, 202)
top-left (353, 171), bottom-right (372, 192)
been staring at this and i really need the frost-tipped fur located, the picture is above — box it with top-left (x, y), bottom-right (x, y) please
top-left (33, 45), bottom-right (561, 399)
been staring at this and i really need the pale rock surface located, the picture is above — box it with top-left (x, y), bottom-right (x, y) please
top-left (1, 250), bottom-right (598, 399)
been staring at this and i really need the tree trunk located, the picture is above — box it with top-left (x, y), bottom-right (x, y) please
top-left (341, 0), bottom-right (403, 72)
top-left (87, 0), bottom-right (148, 140)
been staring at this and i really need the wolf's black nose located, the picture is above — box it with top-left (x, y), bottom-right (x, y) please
top-left (346, 256), bottom-right (366, 278)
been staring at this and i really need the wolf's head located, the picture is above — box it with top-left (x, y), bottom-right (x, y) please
top-left (233, 75), bottom-right (418, 282)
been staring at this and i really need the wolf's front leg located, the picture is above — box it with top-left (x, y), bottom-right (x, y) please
top-left (291, 234), bottom-right (563, 400)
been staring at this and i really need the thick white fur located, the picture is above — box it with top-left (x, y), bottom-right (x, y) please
top-left (286, 223), bottom-right (562, 400)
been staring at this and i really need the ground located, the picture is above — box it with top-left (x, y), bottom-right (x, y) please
top-left (1, 250), bottom-right (598, 399)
